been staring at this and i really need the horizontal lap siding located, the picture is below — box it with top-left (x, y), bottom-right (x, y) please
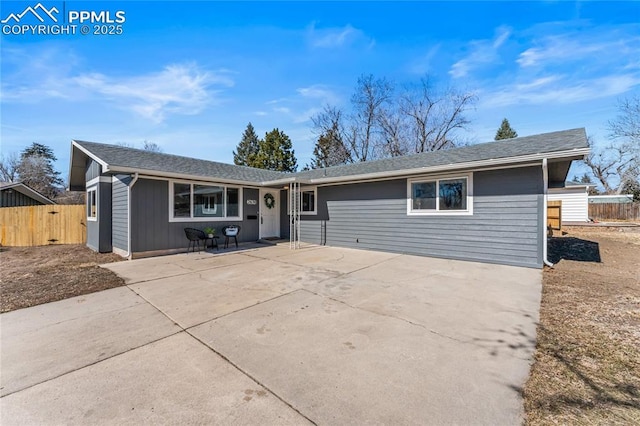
top-left (112, 175), bottom-right (130, 252)
top-left (300, 167), bottom-right (543, 268)
top-left (548, 189), bottom-right (588, 222)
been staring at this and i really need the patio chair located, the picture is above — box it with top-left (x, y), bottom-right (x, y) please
top-left (184, 227), bottom-right (206, 253)
top-left (222, 225), bottom-right (241, 249)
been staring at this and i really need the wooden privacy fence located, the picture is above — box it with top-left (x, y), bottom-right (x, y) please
top-left (547, 200), bottom-right (562, 232)
top-left (0, 205), bottom-right (86, 247)
top-left (589, 202), bottom-right (640, 221)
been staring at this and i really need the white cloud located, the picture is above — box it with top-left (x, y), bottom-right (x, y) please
top-left (517, 36), bottom-right (638, 68)
top-left (1, 47), bottom-right (233, 123)
top-left (408, 45), bottom-right (441, 75)
top-left (449, 26), bottom-right (511, 78)
top-left (296, 84), bottom-right (339, 104)
top-left (264, 84), bottom-right (341, 125)
top-left (482, 73), bottom-right (640, 108)
top-left (307, 22), bottom-right (373, 49)
top-left (73, 64), bottom-right (232, 123)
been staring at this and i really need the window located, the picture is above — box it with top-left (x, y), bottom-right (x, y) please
top-left (302, 190), bottom-right (315, 213)
top-left (408, 175), bottom-right (472, 215)
top-left (87, 187), bottom-right (97, 221)
top-left (287, 187), bottom-right (317, 215)
top-left (170, 182), bottom-right (242, 221)
top-left (226, 187), bottom-right (239, 217)
top-left (194, 185), bottom-right (223, 217)
top-left (173, 183), bottom-right (190, 218)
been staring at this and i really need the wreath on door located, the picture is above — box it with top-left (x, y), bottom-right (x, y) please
top-left (264, 193), bottom-right (275, 209)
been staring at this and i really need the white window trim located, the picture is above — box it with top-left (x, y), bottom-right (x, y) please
top-left (168, 179), bottom-right (243, 222)
top-left (286, 186), bottom-right (318, 215)
top-left (407, 173), bottom-right (473, 216)
top-left (87, 186), bottom-right (98, 221)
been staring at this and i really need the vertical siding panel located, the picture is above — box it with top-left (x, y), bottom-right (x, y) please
top-left (112, 174), bottom-right (130, 251)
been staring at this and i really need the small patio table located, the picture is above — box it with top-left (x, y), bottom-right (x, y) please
top-left (205, 236), bottom-right (219, 251)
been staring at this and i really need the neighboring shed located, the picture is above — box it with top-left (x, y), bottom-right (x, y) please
top-left (588, 194), bottom-right (634, 204)
top-left (0, 182), bottom-right (56, 207)
top-left (68, 128), bottom-right (590, 268)
top-left (547, 182), bottom-right (591, 222)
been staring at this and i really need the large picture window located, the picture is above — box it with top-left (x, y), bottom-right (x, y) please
top-left (170, 182), bottom-right (242, 221)
top-left (408, 175), bottom-right (472, 215)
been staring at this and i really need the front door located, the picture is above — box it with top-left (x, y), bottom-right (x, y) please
top-left (259, 189), bottom-right (279, 238)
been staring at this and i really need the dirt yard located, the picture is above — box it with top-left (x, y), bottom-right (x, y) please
top-left (0, 245), bottom-right (125, 313)
top-left (524, 226), bottom-right (640, 424)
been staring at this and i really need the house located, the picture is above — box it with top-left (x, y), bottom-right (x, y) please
top-left (68, 128), bottom-right (589, 268)
top-left (0, 182), bottom-right (56, 207)
top-left (547, 181), bottom-right (592, 223)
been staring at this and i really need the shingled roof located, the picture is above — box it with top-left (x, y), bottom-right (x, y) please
top-left (71, 140), bottom-right (288, 186)
top-left (293, 128), bottom-right (589, 182)
top-left (69, 128), bottom-right (588, 189)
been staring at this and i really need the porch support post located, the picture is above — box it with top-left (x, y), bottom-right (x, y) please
top-left (289, 181), bottom-right (301, 249)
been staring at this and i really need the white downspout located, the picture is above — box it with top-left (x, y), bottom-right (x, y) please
top-left (127, 173), bottom-right (139, 260)
top-left (542, 159), bottom-right (554, 267)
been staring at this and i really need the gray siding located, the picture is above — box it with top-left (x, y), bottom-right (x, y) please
top-left (131, 179), bottom-right (259, 253)
top-left (86, 181), bottom-right (112, 253)
top-left (279, 190), bottom-right (290, 239)
top-left (1, 190), bottom-right (43, 207)
top-left (85, 160), bottom-right (101, 181)
top-left (298, 167), bottom-right (543, 268)
top-left (112, 175), bottom-right (131, 252)
top-left (98, 181), bottom-right (112, 252)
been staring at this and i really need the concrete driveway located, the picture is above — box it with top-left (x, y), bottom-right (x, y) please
top-left (1, 244), bottom-right (542, 425)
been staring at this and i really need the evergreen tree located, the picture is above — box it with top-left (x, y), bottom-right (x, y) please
top-left (494, 118), bottom-right (518, 140)
top-left (17, 142), bottom-right (63, 198)
top-left (310, 125), bottom-right (351, 169)
top-left (233, 122), bottom-right (261, 166)
top-left (250, 128), bottom-right (297, 172)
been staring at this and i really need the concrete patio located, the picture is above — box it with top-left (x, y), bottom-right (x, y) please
top-left (1, 244), bottom-right (542, 425)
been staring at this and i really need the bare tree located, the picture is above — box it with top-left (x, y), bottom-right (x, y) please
top-left (377, 105), bottom-right (409, 157)
top-left (311, 74), bottom-right (476, 163)
top-left (0, 152), bottom-right (20, 182)
top-left (349, 74), bottom-right (394, 161)
top-left (143, 140), bottom-right (163, 152)
top-left (586, 97), bottom-right (640, 194)
top-left (400, 77), bottom-right (477, 153)
top-left (17, 155), bottom-right (62, 199)
top-left (310, 105), bottom-right (355, 165)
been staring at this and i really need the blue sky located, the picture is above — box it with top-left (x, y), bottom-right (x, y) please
top-left (1, 1), bottom-right (639, 182)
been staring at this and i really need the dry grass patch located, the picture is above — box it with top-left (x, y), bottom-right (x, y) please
top-left (0, 244), bottom-right (125, 313)
top-left (524, 226), bottom-right (640, 424)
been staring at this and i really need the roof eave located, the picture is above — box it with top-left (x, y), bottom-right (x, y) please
top-left (109, 166), bottom-right (271, 187)
top-left (304, 147), bottom-right (590, 185)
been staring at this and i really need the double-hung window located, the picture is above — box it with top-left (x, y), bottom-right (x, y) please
top-left (408, 174), bottom-right (472, 215)
top-left (171, 182), bottom-right (241, 221)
